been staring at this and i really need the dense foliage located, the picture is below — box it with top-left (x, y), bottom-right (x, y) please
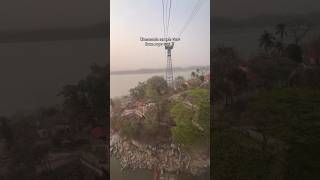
top-left (249, 88), bottom-right (320, 180)
top-left (59, 63), bottom-right (107, 127)
top-left (0, 64), bottom-right (107, 179)
top-left (213, 23), bottom-right (320, 179)
top-left (171, 88), bottom-right (210, 148)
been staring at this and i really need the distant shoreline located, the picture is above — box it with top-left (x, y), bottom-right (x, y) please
top-left (110, 66), bottom-right (209, 75)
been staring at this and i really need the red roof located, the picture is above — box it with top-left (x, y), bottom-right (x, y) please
top-left (204, 73), bottom-right (210, 81)
top-left (305, 40), bottom-right (320, 65)
top-left (307, 49), bottom-right (320, 65)
top-left (134, 101), bottom-right (145, 107)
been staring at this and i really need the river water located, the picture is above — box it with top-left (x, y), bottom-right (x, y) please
top-left (0, 38), bottom-right (106, 116)
top-left (110, 70), bottom-right (194, 98)
top-left (110, 157), bottom-right (210, 180)
top-left (110, 70), bottom-right (210, 180)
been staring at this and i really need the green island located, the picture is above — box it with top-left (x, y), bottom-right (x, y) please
top-left (110, 70), bottom-right (210, 178)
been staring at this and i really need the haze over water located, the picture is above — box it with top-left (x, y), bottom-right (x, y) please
top-left (110, 70), bottom-right (193, 98)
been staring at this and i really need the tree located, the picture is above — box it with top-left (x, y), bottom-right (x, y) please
top-left (191, 71), bottom-right (196, 78)
top-left (6, 114), bottom-right (40, 180)
top-left (275, 23), bottom-right (287, 41)
top-left (174, 76), bottom-right (187, 91)
top-left (120, 119), bottom-right (141, 139)
top-left (290, 23), bottom-right (311, 45)
top-left (59, 64), bottom-right (107, 128)
top-left (145, 76), bottom-right (168, 100)
top-left (170, 89), bottom-right (210, 148)
top-left (212, 47), bottom-right (247, 105)
top-left (274, 41), bottom-right (285, 55)
top-left (0, 116), bottom-right (14, 149)
top-left (191, 69), bottom-right (205, 81)
top-left (289, 66), bottom-right (320, 89)
top-left (304, 37), bottom-right (320, 65)
top-left (229, 67), bottom-right (248, 99)
top-left (129, 82), bottom-right (146, 99)
top-left (244, 88), bottom-right (320, 180)
top-left (248, 55), bottom-right (297, 89)
top-left (259, 31), bottom-right (275, 53)
top-left (286, 43), bottom-right (303, 63)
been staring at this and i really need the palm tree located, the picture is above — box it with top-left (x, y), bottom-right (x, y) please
top-left (191, 71), bottom-right (196, 78)
top-left (274, 41), bottom-right (285, 55)
top-left (259, 31), bottom-right (275, 53)
top-left (275, 23), bottom-right (287, 40)
top-left (274, 24), bottom-right (287, 55)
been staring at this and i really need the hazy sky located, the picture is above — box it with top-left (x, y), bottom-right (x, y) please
top-left (0, 0), bottom-right (107, 116)
top-left (214, 0), bottom-right (320, 19)
top-left (111, 0), bottom-right (210, 71)
top-left (0, 0), bottom-right (107, 30)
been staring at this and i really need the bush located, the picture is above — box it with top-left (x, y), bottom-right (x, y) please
top-left (170, 89), bottom-right (210, 147)
top-left (129, 82), bottom-right (147, 99)
top-left (171, 102), bottom-right (203, 146)
top-left (120, 119), bottom-right (141, 139)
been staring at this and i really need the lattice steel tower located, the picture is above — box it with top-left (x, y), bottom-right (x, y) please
top-left (165, 42), bottom-right (174, 87)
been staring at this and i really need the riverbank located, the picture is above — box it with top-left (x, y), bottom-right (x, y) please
top-left (110, 133), bottom-right (210, 176)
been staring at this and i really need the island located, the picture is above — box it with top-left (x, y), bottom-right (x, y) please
top-left (110, 71), bottom-right (210, 179)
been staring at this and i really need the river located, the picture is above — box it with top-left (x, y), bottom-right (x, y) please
top-left (0, 38), bottom-right (106, 116)
top-left (110, 70), bottom-right (194, 98)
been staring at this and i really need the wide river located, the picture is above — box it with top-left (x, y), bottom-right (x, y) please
top-left (110, 70), bottom-right (194, 98)
top-left (110, 70), bottom-right (210, 180)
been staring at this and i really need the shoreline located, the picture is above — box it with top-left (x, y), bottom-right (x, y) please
top-left (110, 133), bottom-right (210, 176)
top-left (110, 66), bottom-right (209, 76)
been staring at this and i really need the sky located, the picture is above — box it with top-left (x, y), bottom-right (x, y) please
top-left (110, 0), bottom-right (210, 71)
top-left (214, 0), bottom-right (320, 19)
top-left (0, 0), bottom-right (107, 31)
top-left (0, 0), bottom-right (107, 116)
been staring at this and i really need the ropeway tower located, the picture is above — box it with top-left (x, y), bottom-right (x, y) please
top-left (165, 42), bottom-right (174, 87)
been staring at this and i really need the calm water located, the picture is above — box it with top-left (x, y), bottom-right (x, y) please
top-left (110, 70), bottom-right (194, 98)
top-left (0, 38), bottom-right (106, 116)
top-left (110, 157), bottom-right (210, 180)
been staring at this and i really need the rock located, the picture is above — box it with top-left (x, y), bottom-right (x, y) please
top-left (111, 136), bottom-right (209, 176)
top-left (168, 150), bottom-right (174, 156)
top-left (111, 134), bottom-right (120, 146)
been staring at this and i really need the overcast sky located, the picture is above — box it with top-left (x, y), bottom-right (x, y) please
top-left (110, 0), bottom-right (210, 71)
top-left (0, 0), bottom-right (107, 116)
top-left (214, 0), bottom-right (320, 19)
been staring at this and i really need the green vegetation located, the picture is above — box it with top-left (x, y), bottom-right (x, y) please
top-left (213, 129), bottom-right (275, 180)
top-left (171, 88), bottom-right (210, 148)
top-left (191, 68), bottom-right (205, 81)
top-left (115, 76), bottom-right (172, 143)
top-left (113, 75), bottom-right (210, 150)
top-left (213, 24), bottom-right (320, 179)
top-left (120, 119), bottom-right (141, 139)
top-left (59, 64), bottom-right (107, 128)
top-left (258, 23), bottom-right (311, 62)
top-left (129, 76), bottom-right (168, 101)
top-left (0, 64), bottom-right (107, 179)
top-left (171, 102), bottom-right (203, 146)
top-left (0, 116), bottom-right (14, 149)
top-left (214, 88), bottom-right (320, 180)
top-left (145, 76), bottom-right (168, 99)
top-left (248, 88), bottom-right (320, 180)
top-left (129, 82), bottom-right (147, 99)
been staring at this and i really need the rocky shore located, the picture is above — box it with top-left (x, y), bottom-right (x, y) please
top-left (110, 133), bottom-right (210, 176)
